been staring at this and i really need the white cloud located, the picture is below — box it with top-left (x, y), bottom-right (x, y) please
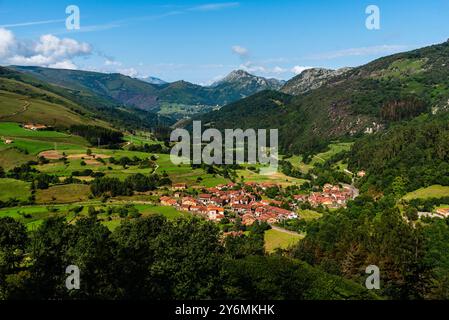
top-left (232, 45), bottom-right (249, 57)
top-left (0, 28), bottom-right (15, 57)
top-left (48, 60), bottom-right (78, 70)
top-left (34, 34), bottom-right (91, 59)
top-left (0, 28), bottom-right (92, 70)
top-left (272, 66), bottom-right (287, 74)
top-left (291, 65), bottom-right (313, 75)
top-left (308, 45), bottom-right (409, 60)
top-left (0, 19), bottom-right (65, 29)
top-left (239, 61), bottom-right (265, 73)
top-left (190, 2), bottom-right (240, 11)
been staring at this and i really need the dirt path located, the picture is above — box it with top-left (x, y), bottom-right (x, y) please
top-left (0, 100), bottom-right (30, 120)
top-left (270, 224), bottom-right (302, 236)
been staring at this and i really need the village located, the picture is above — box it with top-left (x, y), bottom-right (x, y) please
top-left (160, 181), bottom-right (357, 226)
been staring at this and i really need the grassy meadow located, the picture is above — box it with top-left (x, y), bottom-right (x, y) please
top-left (264, 229), bottom-right (303, 253)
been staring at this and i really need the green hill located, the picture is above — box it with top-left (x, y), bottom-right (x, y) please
top-left (0, 66), bottom-right (174, 131)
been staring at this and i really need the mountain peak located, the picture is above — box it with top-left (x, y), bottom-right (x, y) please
top-left (218, 70), bottom-right (254, 83)
top-left (211, 69), bottom-right (284, 89)
top-left (281, 67), bottom-right (352, 95)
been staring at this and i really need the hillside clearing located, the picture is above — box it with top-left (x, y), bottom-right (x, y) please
top-left (264, 228), bottom-right (303, 253)
top-left (403, 185), bottom-right (449, 200)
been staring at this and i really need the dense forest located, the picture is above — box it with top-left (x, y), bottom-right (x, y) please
top-left (0, 216), bottom-right (376, 300)
top-left (290, 195), bottom-right (449, 299)
top-left (348, 113), bottom-right (449, 195)
top-left (69, 125), bottom-right (124, 146)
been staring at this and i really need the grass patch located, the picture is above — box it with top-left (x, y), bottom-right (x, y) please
top-left (264, 229), bottom-right (303, 253)
top-left (0, 178), bottom-right (31, 201)
top-left (298, 209), bottom-right (323, 222)
top-left (0, 148), bottom-right (35, 169)
top-left (0, 122), bottom-right (68, 138)
top-left (402, 185), bottom-right (449, 200)
top-left (35, 184), bottom-right (91, 204)
top-left (135, 204), bottom-right (188, 220)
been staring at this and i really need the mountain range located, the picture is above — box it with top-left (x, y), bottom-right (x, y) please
top-left (3, 40), bottom-right (449, 155)
top-left (10, 66), bottom-right (284, 118)
top-left (196, 40), bottom-right (449, 154)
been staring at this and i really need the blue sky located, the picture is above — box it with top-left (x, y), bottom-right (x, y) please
top-left (0, 0), bottom-right (448, 84)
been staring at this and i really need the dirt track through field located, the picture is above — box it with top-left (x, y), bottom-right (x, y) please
top-left (270, 225), bottom-right (302, 236)
top-left (0, 100), bottom-right (30, 120)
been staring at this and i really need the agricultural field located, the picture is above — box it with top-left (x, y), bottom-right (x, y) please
top-left (0, 122), bottom-right (88, 156)
top-left (264, 228), bottom-right (303, 253)
top-left (0, 147), bottom-right (36, 169)
top-left (0, 122), bottom-right (68, 138)
top-left (134, 204), bottom-right (189, 220)
top-left (35, 184), bottom-right (91, 204)
top-left (237, 167), bottom-right (306, 186)
top-left (298, 209), bottom-right (323, 222)
top-left (0, 178), bottom-right (31, 201)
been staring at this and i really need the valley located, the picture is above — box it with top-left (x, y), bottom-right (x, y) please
top-left (2, 39), bottom-right (449, 300)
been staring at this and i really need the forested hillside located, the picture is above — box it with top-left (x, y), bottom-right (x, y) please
top-left (348, 113), bottom-right (449, 196)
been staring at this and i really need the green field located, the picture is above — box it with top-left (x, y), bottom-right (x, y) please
top-left (0, 122), bottom-right (88, 156)
top-left (0, 202), bottom-right (187, 231)
top-left (264, 229), bottom-right (303, 253)
top-left (123, 134), bottom-right (160, 146)
top-left (298, 209), bottom-right (323, 221)
top-left (134, 204), bottom-right (188, 220)
top-left (0, 148), bottom-right (36, 169)
top-left (0, 204), bottom-right (75, 230)
top-left (0, 122), bottom-right (68, 138)
top-left (285, 142), bottom-right (353, 173)
top-left (402, 185), bottom-right (449, 200)
top-left (0, 178), bottom-right (31, 201)
top-left (35, 184), bottom-right (91, 204)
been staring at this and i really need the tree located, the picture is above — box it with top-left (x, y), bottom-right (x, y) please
top-left (149, 218), bottom-right (224, 299)
top-left (0, 217), bottom-right (28, 277)
top-left (405, 207), bottom-right (419, 221)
